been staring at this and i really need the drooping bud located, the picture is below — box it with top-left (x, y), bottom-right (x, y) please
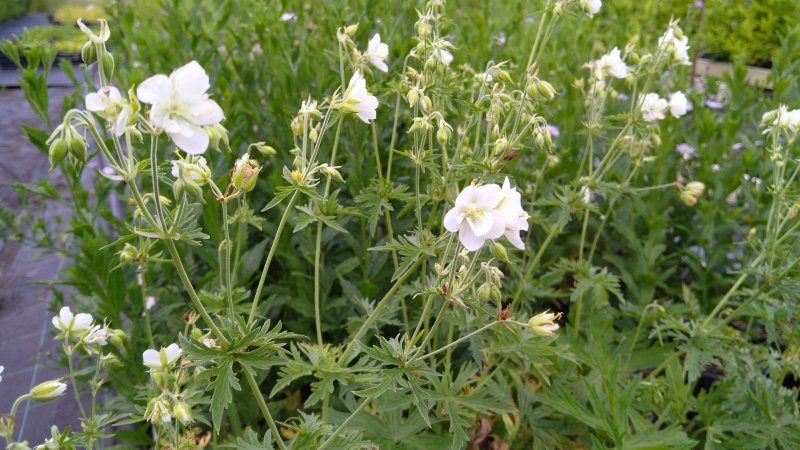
top-left (30, 380), bottom-right (67, 402)
top-left (254, 142), bottom-right (277, 158)
top-left (48, 138), bottom-right (68, 172)
top-left (490, 241), bottom-right (510, 263)
top-left (173, 401), bottom-right (193, 425)
top-left (81, 41), bottom-right (96, 65)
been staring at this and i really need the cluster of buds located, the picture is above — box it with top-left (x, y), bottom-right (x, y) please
top-left (477, 258), bottom-right (505, 306)
top-left (679, 181), bottom-right (705, 207)
top-left (145, 396), bottom-right (193, 426)
top-left (406, 86), bottom-right (433, 112)
top-left (527, 68), bottom-right (557, 101)
top-left (171, 156), bottom-right (212, 201)
top-left (77, 19), bottom-right (114, 79)
top-left (47, 123), bottom-right (87, 172)
top-left (141, 343), bottom-right (193, 425)
top-left (231, 153), bottom-right (262, 192)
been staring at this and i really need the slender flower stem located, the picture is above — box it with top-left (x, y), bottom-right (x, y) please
top-left (318, 398), bottom-right (371, 450)
top-left (411, 301), bottom-right (449, 360)
top-left (163, 238), bottom-right (228, 346)
top-left (411, 320), bottom-right (498, 363)
top-left (340, 258), bottom-right (425, 362)
top-left (248, 190), bottom-right (300, 326)
top-left (700, 253), bottom-right (765, 329)
top-left (221, 201), bottom-right (236, 319)
top-left (243, 369), bottom-right (287, 450)
top-left (66, 345), bottom-right (87, 418)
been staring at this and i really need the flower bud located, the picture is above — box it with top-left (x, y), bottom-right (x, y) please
top-left (48, 138), bottom-right (68, 172)
top-left (145, 397), bottom-right (172, 424)
top-left (685, 181), bottom-right (705, 197)
top-left (535, 79), bottom-right (557, 100)
top-left (119, 243), bottom-right (139, 264)
top-left (477, 284), bottom-right (492, 303)
top-left (527, 311), bottom-right (562, 336)
top-left (318, 163), bottom-right (345, 183)
top-left (436, 125), bottom-right (451, 146)
top-left (490, 241), bottom-right (510, 263)
top-left (345, 24), bottom-right (359, 36)
top-left (232, 154), bottom-right (262, 192)
top-left (406, 88), bottom-right (420, 108)
top-left (420, 95), bottom-right (432, 112)
top-left (291, 116), bottom-right (303, 136)
top-left (100, 52), bottom-right (115, 80)
top-left (30, 380), bottom-right (67, 402)
top-left (173, 401), bottom-right (193, 425)
top-left (254, 142), bottom-right (277, 158)
top-left (110, 329), bottom-right (127, 347)
top-left (81, 41), bottom-right (96, 65)
top-left (205, 123), bottom-right (230, 152)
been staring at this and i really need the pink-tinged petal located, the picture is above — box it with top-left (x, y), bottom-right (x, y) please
top-left (466, 211), bottom-right (493, 237)
top-left (137, 74), bottom-right (170, 104)
top-left (85, 93), bottom-right (105, 112)
top-left (459, 225), bottom-right (485, 251)
top-left (169, 126), bottom-right (209, 155)
top-left (505, 229), bottom-right (525, 250)
top-left (171, 61), bottom-right (210, 101)
top-left (187, 99), bottom-right (224, 126)
top-left (443, 207), bottom-right (462, 232)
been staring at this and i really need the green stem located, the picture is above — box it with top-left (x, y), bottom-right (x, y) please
top-left (700, 252), bottom-right (765, 329)
top-left (243, 369), bottom-right (287, 450)
top-left (411, 301), bottom-right (449, 360)
top-left (340, 258), bottom-right (425, 362)
top-left (248, 190), bottom-right (300, 326)
top-left (222, 200), bottom-right (235, 319)
top-left (318, 398), bottom-right (370, 450)
top-left (66, 346), bottom-right (87, 418)
top-left (163, 238), bottom-right (228, 346)
top-left (411, 321), bottom-right (498, 363)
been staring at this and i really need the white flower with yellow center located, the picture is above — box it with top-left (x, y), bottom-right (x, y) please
top-left (137, 61), bottom-right (224, 154)
top-left (596, 47), bottom-right (628, 79)
top-left (639, 93), bottom-right (668, 122)
top-left (444, 184), bottom-right (506, 251)
top-left (85, 86), bottom-right (132, 136)
top-left (52, 306), bottom-right (93, 336)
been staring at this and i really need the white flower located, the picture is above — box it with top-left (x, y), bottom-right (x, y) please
top-left (580, 0), bottom-right (602, 17)
top-left (786, 109), bottom-right (800, 133)
top-left (498, 178), bottom-right (530, 250)
top-left (669, 91), bottom-right (691, 118)
top-left (84, 325), bottom-right (109, 346)
top-left (0, 365), bottom-right (4, 384)
top-left (171, 156), bottom-right (211, 185)
top-left (137, 61), bottom-right (225, 155)
top-left (438, 48), bottom-right (454, 66)
top-left (52, 306), bottom-right (93, 336)
top-left (639, 93), bottom-right (668, 121)
top-left (338, 71), bottom-right (379, 123)
top-left (675, 143), bottom-right (696, 160)
top-left (365, 33), bottom-right (389, 72)
top-left (279, 12), bottom-right (297, 22)
top-left (145, 296), bottom-right (156, 310)
top-left (596, 47), bottom-right (628, 79)
top-left (658, 28), bottom-right (691, 66)
top-left (581, 186), bottom-right (592, 204)
top-left (85, 86), bottom-right (132, 136)
top-left (142, 343), bottom-right (182, 369)
top-left (443, 184), bottom-right (506, 251)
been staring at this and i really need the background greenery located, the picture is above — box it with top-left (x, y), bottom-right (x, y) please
top-left (2, 0), bottom-right (799, 448)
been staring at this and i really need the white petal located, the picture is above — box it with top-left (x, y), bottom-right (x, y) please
top-left (137, 74), bottom-right (170, 104)
top-left (505, 229), bottom-right (525, 250)
top-left (142, 349), bottom-right (161, 368)
top-left (169, 125), bottom-right (209, 155)
top-left (164, 343), bottom-right (182, 364)
top-left (486, 210), bottom-right (506, 239)
top-left (475, 184), bottom-right (503, 209)
top-left (466, 211), bottom-right (494, 237)
top-left (443, 207), bottom-right (462, 232)
top-left (459, 225), bottom-right (486, 251)
top-left (72, 313), bottom-right (94, 331)
top-left (171, 61), bottom-right (210, 102)
top-left (186, 99), bottom-right (224, 126)
top-left (371, 58), bottom-right (388, 72)
top-left (85, 93), bottom-right (105, 112)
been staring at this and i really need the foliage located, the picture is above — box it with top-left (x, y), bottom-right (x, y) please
top-left (1, 0), bottom-right (799, 449)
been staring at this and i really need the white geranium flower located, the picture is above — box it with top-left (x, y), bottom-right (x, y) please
top-left (86, 86), bottom-right (132, 136)
top-left (137, 61), bottom-right (225, 155)
top-left (84, 325), bottom-right (109, 346)
top-left (596, 47), bottom-right (628, 79)
top-left (639, 93), bottom-right (668, 122)
top-left (0, 365), bottom-right (4, 384)
top-left (142, 343), bottom-right (182, 369)
top-left (444, 184), bottom-right (506, 251)
top-left (365, 33), bottom-right (389, 72)
top-left (52, 306), bottom-right (93, 336)
top-left (279, 12), bottom-right (297, 22)
top-left (338, 71), bottom-right (379, 123)
top-left (669, 91), bottom-right (691, 118)
top-left (786, 109), bottom-right (800, 133)
top-left (498, 177), bottom-right (530, 250)
top-left (580, 0), bottom-right (602, 17)
top-left (658, 28), bottom-right (691, 66)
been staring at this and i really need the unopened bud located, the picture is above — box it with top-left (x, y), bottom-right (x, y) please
top-left (30, 380), bottom-right (67, 402)
top-left (491, 242), bottom-right (510, 263)
top-left (232, 154), bottom-right (262, 192)
top-left (173, 401), bottom-right (193, 425)
top-left (81, 41), bottom-right (96, 65)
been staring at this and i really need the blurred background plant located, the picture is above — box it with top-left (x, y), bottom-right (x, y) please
top-left (1, 0), bottom-right (799, 448)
